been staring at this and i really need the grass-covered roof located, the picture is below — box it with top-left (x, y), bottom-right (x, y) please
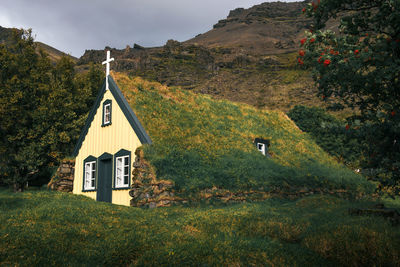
top-left (113, 72), bottom-right (373, 195)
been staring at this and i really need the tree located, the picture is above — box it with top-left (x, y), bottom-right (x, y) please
top-left (288, 105), bottom-right (363, 166)
top-left (0, 29), bottom-right (52, 191)
top-left (0, 29), bottom-right (104, 191)
top-left (299, 0), bottom-right (400, 194)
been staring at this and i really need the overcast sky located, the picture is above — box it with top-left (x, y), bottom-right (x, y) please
top-left (0, 0), bottom-right (301, 57)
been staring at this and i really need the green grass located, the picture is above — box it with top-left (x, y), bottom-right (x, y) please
top-left (0, 189), bottom-right (399, 266)
top-left (113, 73), bottom-right (373, 197)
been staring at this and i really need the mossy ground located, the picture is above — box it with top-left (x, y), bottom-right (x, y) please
top-left (0, 189), bottom-right (398, 266)
top-left (113, 72), bottom-right (373, 196)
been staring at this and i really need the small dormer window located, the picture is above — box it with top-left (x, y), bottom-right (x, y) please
top-left (257, 143), bottom-right (266, 155)
top-left (102, 100), bottom-right (112, 127)
top-left (254, 138), bottom-right (271, 157)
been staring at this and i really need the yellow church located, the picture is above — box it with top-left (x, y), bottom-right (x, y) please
top-left (72, 51), bottom-right (151, 206)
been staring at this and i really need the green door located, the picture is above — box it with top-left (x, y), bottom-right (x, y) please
top-left (97, 157), bottom-right (112, 203)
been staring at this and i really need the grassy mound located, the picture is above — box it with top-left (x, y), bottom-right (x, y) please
top-left (113, 72), bottom-right (373, 197)
top-left (0, 189), bottom-right (399, 266)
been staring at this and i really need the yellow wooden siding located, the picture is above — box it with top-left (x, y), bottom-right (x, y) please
top-left (73, 89), bottom-right (142, 206)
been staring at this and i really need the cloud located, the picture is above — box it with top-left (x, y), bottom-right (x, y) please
top-left (0, 0), bottom-right (301, 57)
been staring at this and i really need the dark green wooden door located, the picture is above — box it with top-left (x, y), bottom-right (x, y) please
top-left (97, 158), bottom-right (112, 203)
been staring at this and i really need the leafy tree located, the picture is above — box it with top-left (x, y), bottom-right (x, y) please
top-left (0, 29), bottom-right (52, 191)
top-left (288, 105), bottom-right (363, 167)
top-left (0, 29), bottom-right (104, 191)
top-left (299, 0), bottom-right (400, 194)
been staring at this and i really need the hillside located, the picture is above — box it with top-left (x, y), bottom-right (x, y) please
top-left (111, 72), bottom-right (372, 202)
top-left (186, 1), bottom-right (310, 55)
top-left (0, 26), bottom-right (76, 63)
top-left (0, 189), bottom-right (399, 266)
top-left (77, 1), bottom-right (331, 112)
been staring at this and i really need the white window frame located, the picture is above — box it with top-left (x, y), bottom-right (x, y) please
top-left (104, 103), bottom-right (111, 124)
top-left (84, 161), bottom-right (96, 190)
top-left (257, 143), bottom-right (266, 156)
top-left (115, 155), bottom-right (130, 188)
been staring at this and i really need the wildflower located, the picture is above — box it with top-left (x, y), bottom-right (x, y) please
top-left (310, 38), bottom-right (315, 43)
top-left (345, 124), bottom-right (350, 130)
top-left (302, 8), bottom-right (306, 13)
top-left (297, 58), bottom-right (304, 65)
top-left (318, 57), bottom-right (322, 63)
top-left (300, 38), bottom-right (306, 46)
top-left (323, 59), bottom-right (331, 66)
top-left (354, 49), bottom-right (359, 55)
top-left (299, 50), bottom-right (305, 57)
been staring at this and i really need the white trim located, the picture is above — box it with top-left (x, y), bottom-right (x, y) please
top-left (115, 155), bottom-right (129, 188)
top-left (84, 161), bottom-right (96, 190)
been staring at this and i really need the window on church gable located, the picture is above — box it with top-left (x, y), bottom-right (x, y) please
top-left (114, 149), bottom-right (131, 189)
top-left (84, 161), bottom-right (96, 190)
top-left (102, 100), bottom-right (112, 127)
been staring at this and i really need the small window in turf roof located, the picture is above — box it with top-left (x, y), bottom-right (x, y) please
top-left (254, 138), bottom-right (270, 157)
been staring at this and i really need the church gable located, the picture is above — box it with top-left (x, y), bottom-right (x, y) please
top-left (73, 75), bottom-right (152, 157)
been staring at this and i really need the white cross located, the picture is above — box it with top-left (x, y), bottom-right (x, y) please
top-left (102, 50), bottom-right (114, 90)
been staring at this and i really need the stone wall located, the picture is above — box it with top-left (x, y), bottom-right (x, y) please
top-left (129, 149), bottom-right (181, 208)
top-left (48, 159), bottom-right (74, 192)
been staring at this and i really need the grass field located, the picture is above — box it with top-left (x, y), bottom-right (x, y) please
top-left (0, 189), bottom-right (399, 266)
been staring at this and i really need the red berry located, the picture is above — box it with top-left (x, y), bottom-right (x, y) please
top-left (323, 59), bottom-right (331, 66)
top-left (354, 49), bottom-right (359, 55)
top-left (300, 38), bottom-right (306, 45)
top-left (299, 50), bottom-right (305, 57)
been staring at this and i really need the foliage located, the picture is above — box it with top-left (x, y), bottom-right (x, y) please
top-left (288, 105), bottom-right (363, 166)
top-left (300, 0), bottom-right (400, 194)
top-left (114, 73), bottom-right (373, 196)
top-left (0, 189), bottom-right (399, 266)
top-left (0, 29), bottom-right (104, 191)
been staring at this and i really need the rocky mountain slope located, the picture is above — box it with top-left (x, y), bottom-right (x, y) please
top-left (2, 1), bottom-right (328, 111)
top-left (77, 1), bottom-right (327, 111)
top-left (186, 1), bottom-right (311, 55)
